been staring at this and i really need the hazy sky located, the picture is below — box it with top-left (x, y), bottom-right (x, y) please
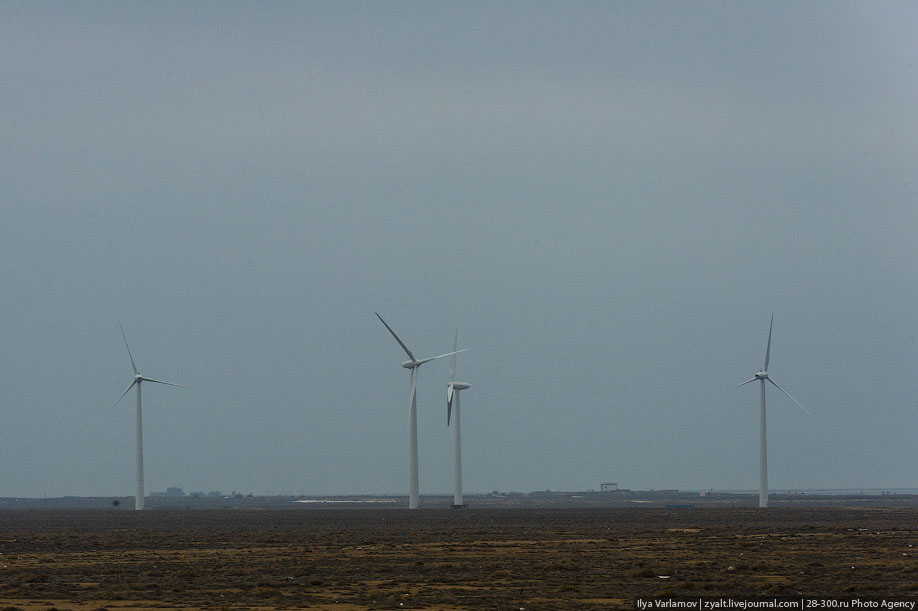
top-left (1, 1), bottom-right (916, 498)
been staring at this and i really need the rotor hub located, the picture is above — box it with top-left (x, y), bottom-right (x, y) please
top-left (755, 371), bottom-right (768, 380)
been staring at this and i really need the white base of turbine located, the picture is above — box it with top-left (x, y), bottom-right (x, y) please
top-left (408, 368), bottom-right (420, 510)
top-left (136, 381), bottom-right (145, 511)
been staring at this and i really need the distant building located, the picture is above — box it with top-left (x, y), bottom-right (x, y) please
top-left (165, 487), bottom-right (184, 497)
top-left (208, 491), bottom-right (222, 497)
top-left (601, 482), bottom-right (618, 492)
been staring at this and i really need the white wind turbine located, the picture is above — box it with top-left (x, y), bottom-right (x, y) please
top-left (446, 330), bottom-right (470, 508)
top-left (728, 314), bottom-right (810, 508)
top-left (110, 321), bottom-right (186, 510)
top-left (376, 313), bottom-right (466, 509)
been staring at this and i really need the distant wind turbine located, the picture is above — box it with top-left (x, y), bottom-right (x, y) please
top-left (728, 314), bottom-right (810, 508)
top-left (446, 330), bottom-right (470, 508)
top-left (110, 321), bottom-right (186, 510)
top-left (376, 313), bottom-right (466, 509)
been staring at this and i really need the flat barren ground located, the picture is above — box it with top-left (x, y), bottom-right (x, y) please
top-left (0, 507), bottom-right (914, 610)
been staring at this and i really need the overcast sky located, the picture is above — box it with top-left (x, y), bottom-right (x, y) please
top-left (1, 1), bottom-right (915, 498)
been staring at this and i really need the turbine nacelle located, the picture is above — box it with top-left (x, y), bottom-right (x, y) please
top-left (449, 381), bottom-right (470, 390)
top-left (755, 371), bottom-right (769, 380)
top-left (401, 360), bottom-right (419, 369)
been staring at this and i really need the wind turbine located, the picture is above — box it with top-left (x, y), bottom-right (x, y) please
top-left (446, 330), bottom-right (470, 508)
top-left (376, 313), bottom-right (466, 509)
top-left (728, 314), bottom-right (810, 508)
top-left (110, 321), bottom-right (185, 510)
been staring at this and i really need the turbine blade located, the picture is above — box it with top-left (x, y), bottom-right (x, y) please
top-left (118, 319), bottom-right (138, 375)
top-left (140, 376), bottom-right (188, 389)
top-left (375, 313), bottom-right (416, 362)
top-left (724, 377), bottom-right (758, 392)
top-left (417, 348), bottom-right (468, 366)
top-left (109, 380), bottom-right (137, 410)
top-left (767, 378), bottom-right (811, 415)
top-left (447, 384), bottom-right (454, 425)
top-left (449, 329), bottom-right (458, 383)
top-left (764, 313), bottom-right (774, 371)
top-left (408, 368), bottom-right (417, 429)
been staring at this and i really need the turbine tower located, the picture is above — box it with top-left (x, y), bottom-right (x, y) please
top-left (446, 330), bottom-right (470, 508)
top-left (110, 321), bottom-right (185, 510)
top-left (728, 314), bottom-right (810, 508)
top-left (376, 313), bottom-right (466, 509)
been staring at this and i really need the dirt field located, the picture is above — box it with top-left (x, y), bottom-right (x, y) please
top-left (0, 507), bottom-right (914, 610)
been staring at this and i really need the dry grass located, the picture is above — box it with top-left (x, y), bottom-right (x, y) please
top-left (0, 507), bottom-right (914, 610)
